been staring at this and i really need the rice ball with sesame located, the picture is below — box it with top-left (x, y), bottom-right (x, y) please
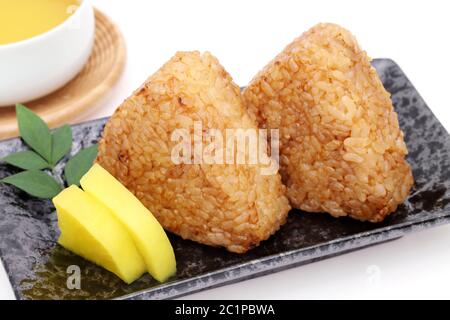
top-left (243, 23), bottom-right (413, 222)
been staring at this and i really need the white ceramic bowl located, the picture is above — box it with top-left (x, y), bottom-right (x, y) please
top-left (0, 0), bottom-right (95, 107)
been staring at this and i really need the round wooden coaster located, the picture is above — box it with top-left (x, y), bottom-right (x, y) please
top-left (0, 9), bottom-right (126, 140)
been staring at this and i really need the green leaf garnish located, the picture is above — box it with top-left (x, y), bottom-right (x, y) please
top-left (51, 125), bottom-right (72, 165)
top-left (64, 144), bottom-right (98, 186)
top-left (2, 170), bottom-right (62, 199)
top-left (16, 104), bottom-right (52, 163)
top-left (1, 151), bottom-right (50, 170)
top-left (0, 105), bottom-right (98, 199)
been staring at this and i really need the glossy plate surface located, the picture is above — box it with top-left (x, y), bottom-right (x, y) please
top-left (0, 59), bottom-right (449, 300)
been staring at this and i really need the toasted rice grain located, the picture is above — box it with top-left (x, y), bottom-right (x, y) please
top-left (97, 51), bottom-right (291, 253)
top-left (242, 23), bottom-right (414, 222)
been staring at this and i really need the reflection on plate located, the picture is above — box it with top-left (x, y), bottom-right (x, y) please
top-left (0, 59), bottom-right (449, 300)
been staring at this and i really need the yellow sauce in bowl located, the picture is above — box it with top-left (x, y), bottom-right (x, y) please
top-left (0, 0), bottom-right (80, 45)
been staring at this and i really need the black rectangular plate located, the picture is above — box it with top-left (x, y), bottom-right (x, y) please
top-left (0, 59), bottom-right (449, 300)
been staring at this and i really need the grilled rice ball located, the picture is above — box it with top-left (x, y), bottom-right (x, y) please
top-left (97, 51), bottom-right (290, 253)
top-left (242, 23), bottom-right (413, 222)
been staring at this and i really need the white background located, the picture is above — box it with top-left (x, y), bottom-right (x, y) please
top-left (1, 0), bottom-right (450, 299)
